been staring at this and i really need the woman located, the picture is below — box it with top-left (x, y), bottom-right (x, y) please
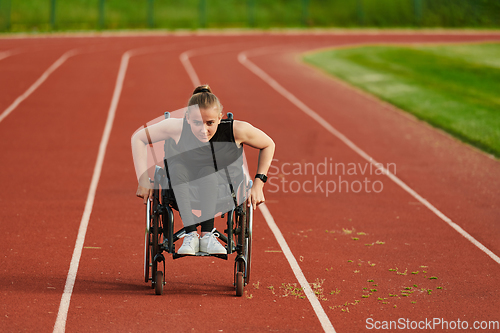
top-left (132, 85), bottom-right (275, 255)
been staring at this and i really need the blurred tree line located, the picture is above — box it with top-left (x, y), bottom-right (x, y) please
top-left (0, 0), bottom-right (498, 32)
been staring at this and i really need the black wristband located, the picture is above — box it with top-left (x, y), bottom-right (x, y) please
top-left (255, 174), bottom-right (268, 183)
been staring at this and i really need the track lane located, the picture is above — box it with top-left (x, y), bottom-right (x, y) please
top-left (184, 42), bottom-right (338, 332)
top-left (0, 45), bottom-right (130, 332)
top-left (0, 49), bottom-right (77, 124)
top-left (0, 49), bottom-right (71, 118)
top-left (244, 38), bottom-right (500, 256)
top-left (54, 48), bottom-right (132, 333)
top-left (232, 37), bottom-right (500, 331)
top-left (239, 45), bottom-right (500, 265)
top-left (63, 39), bottom-right (325, 332)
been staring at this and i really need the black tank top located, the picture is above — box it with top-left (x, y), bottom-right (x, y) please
top-left (167, 117), bottom-right (243, 174)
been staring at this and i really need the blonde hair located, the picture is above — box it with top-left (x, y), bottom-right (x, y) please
top-left (187, 84), bottom-right (223, 113)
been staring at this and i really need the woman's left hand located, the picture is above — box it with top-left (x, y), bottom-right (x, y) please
top-left (248, 180), bottom-right (265, 210)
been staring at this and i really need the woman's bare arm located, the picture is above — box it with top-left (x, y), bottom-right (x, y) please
top-left (131, 118), bottom-right (183, 203)
top-left (233, 120), bottom-right (275, 209)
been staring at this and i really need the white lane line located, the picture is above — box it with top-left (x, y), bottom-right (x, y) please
top-left (179, 41), bottom-right (266, 88)
top-left (52, 50), bottom-right (131, 333)
top-left (0, 50), bottom-right (15, 61)
top-left (181, 47), bottom-right (336, 333)
top-left (180, 50), bottom-right (201, 86)
top-left (238, 49), bottom-right (500, 266)
top-left (260, 204), bottom-right (336, 333)
top-left (0, 49), bottom-right (77, 125)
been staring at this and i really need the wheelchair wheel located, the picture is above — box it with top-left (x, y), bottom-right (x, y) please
top-left (234, 255), bottom-right (245, 297)
top-left (238, 179), bottom-right (253, 285)
top-left (150, 188), bottom-right (163, 290)
top-left (155, 271), bottom-right (164, 295)
top-left (234, 203), bottom-right (251, 296)
top-left (235, 271), bottom-right (244, 297)
top-left (245, 202), bottom-right (253, 285)
top-left (144, 199), bottom-right (152, 283)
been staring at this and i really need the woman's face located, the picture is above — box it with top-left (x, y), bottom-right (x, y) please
top-left (187, 105), bottom-right (222, 142)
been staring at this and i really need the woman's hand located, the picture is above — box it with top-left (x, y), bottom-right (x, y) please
top-left (136, 185), bottom-right (153, 205)
top-left (248, 180), bottom-right (265, 210)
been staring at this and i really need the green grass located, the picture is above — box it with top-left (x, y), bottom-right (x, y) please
top-left (1, 0), bottom-right (499, 32)
top-left (303, 43), bottom-right (500, 157)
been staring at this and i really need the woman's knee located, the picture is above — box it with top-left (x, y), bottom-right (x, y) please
top-left (169, 163), bottom-right (190, 185)
top-left (198, 166), bottom-right (218, 186)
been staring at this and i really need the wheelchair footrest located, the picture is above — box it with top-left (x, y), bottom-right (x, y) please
top-left (173, 252), bottom-right (228, 260)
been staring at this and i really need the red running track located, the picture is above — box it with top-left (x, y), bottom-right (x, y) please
top-left (0, 32), bottom-right (499, 332)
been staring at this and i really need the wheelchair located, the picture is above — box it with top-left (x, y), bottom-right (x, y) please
top-left (143, 112), bottom-right (253, 297)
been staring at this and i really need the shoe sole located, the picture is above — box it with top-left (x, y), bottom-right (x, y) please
top-left (199, 248), bottom-right (226, 254)
top-left (178, 246), bottom-right (199, 256)
top-left (177, 251), bottom-right (196, 255)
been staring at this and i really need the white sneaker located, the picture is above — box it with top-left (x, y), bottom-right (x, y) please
top-left (200, 228), bottom-right (227, 254)
top-left (178, 231), bottom-right (199, 255)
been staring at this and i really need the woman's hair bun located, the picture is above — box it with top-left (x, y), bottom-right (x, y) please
top-left (192, 85), bottom-right (212, 95)
top-left (188, 83), bottom-right (222, 111)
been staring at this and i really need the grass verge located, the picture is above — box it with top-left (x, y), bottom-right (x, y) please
top-left (1, 0), bottom-right (499, 32)
top-left (302, 42), bottom-right (500, 158)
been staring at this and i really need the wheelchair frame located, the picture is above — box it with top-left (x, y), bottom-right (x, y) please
top-left (143, 112), bottom-right (253, 297)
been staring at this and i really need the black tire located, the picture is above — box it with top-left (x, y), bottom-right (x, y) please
top-left (238, 178), bottom-right (253, 285)
top-left (144, 200), bottom-right (152, 283)
top-left (235, 271), bottom-right (244, 297)
top-left (151, 189), bottom-right (160, 289)
top-left (244, 202), bottom-right (253, 285)
top-left (155, 271), bottom-right (164, 295)
top-left (237, 207), bottom-right (246, 255)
